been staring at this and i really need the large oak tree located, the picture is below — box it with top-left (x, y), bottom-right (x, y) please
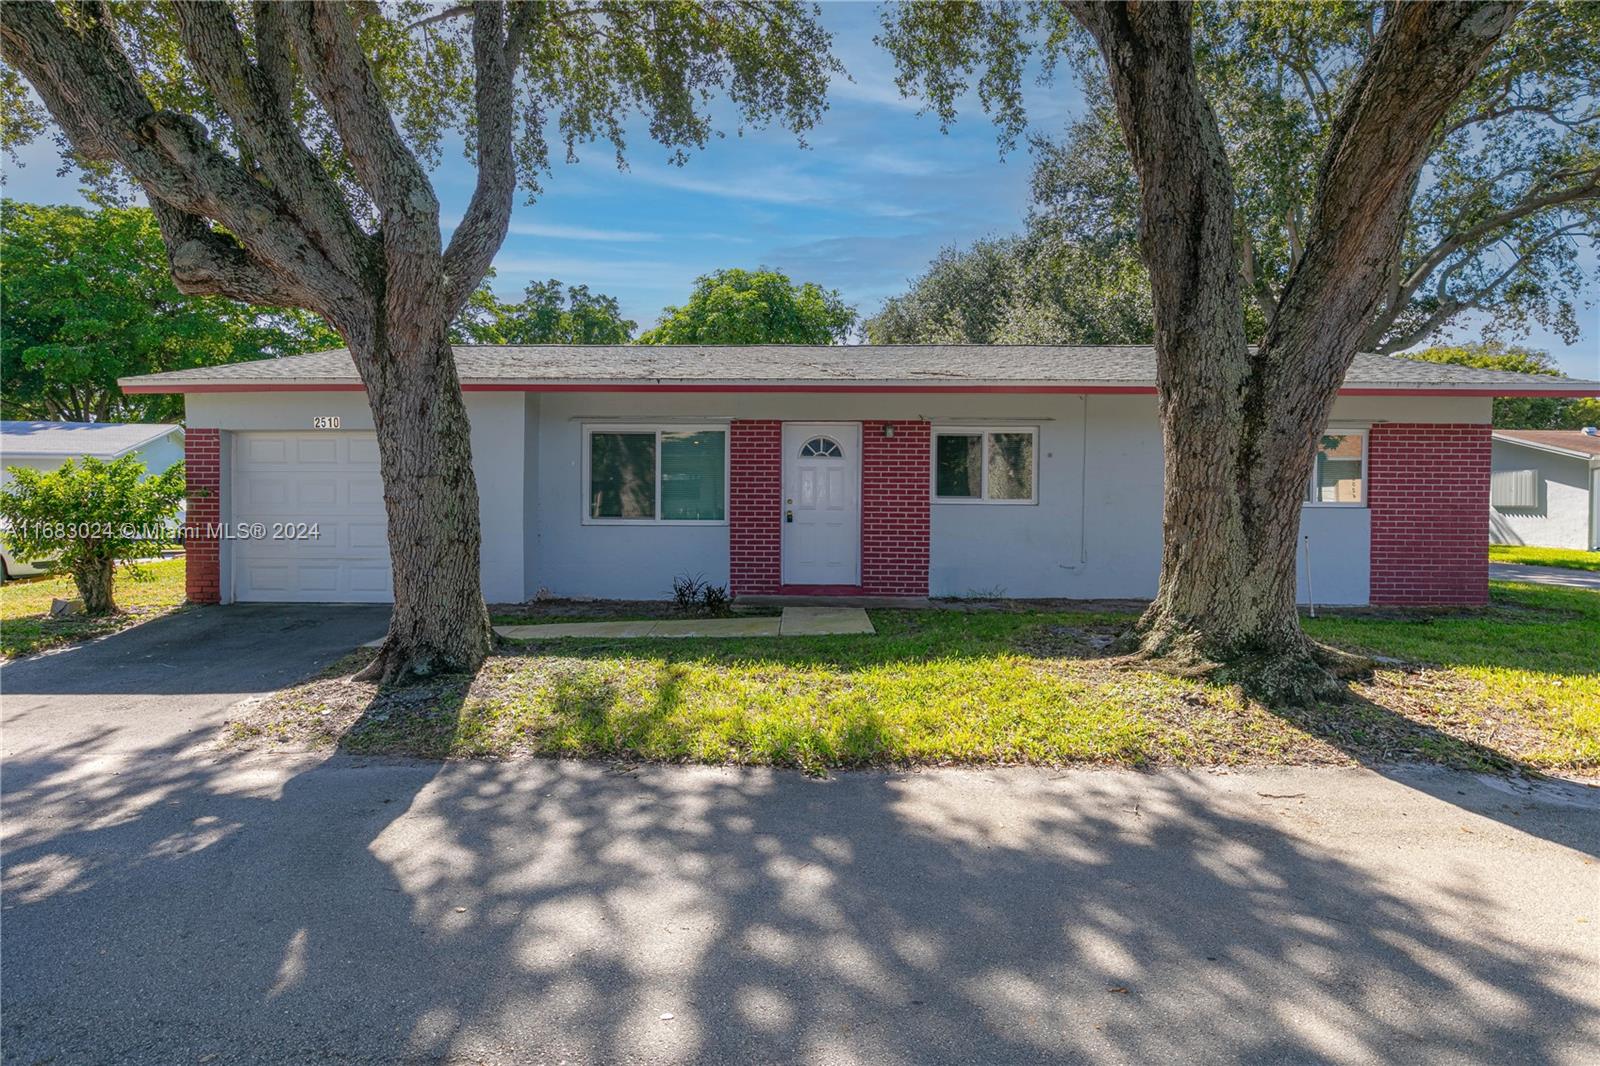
top-left (882, 1), bottom-right (1521, 699)
top-left (2, 1), bottom-right (837, 682)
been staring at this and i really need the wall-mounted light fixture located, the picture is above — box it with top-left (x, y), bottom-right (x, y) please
top-left (882, 424), bottom-right (895, 438)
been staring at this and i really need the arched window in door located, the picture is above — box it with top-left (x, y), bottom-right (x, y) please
top-left (799, 436), bottom-right (844, 459)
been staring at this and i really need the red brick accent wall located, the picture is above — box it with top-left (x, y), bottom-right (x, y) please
top-left (1368, 422), bottom-right (1490, 606)
top-left (728, 420), bottom-right (782, 595)
top-left (184, 428), bottom-right (222, 605)
top-left (860, 420), bottom-right (931, 596)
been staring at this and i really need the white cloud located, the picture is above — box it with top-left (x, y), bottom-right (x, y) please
top-left (506, 220), bottom-right (661, 242)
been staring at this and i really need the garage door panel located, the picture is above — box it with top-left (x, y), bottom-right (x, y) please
top-left (348, 437), bottom-right (381, 465)
top-left (349, 480), bottom-right (385, 506)
top-left (245, 437), bottom-right (289, 464)
top-left (232, 432), bottom-right (391, 603)
top-left (295, 437), bottom-right (339, 463)
top-left (296, 479), bottom-right (339, 508)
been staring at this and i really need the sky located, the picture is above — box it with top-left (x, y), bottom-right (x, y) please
top-left (4, 2), bottom-right (1595, 377)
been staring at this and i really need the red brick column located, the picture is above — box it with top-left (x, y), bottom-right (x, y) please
top-left (183, 428), bottom-right (222, 605)
top-left (728, 420), bottom-right (781, 595)
top-left (861, 420), bottom-right (931, 596)
top-left (1368, 423), bottom-right (1490, 606)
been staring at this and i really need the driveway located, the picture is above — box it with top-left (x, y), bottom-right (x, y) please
top-left (2, 612), bottom-right (1598, 1064)
top-left (1490, 561), bottom-right (1600, 590)
top-left (1, 604), bottom-right (390, 773)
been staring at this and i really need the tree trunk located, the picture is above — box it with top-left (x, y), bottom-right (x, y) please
top-left (1071, 0), bottom-right (1516, 704)
top-left (350, 321), bottom-right (494, 685)
top-left (1133, 354), bottom-right (1355, 703)
top-left (74, 555), bottom-right (117, 615)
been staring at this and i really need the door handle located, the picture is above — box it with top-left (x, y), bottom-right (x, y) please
top-left (785, 511), bottom-right (794, 523)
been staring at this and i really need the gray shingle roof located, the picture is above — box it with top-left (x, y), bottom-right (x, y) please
top-left (118, 344), bottom-right (1600, 393)
top-left (0, 421), bottom-right (181, 458)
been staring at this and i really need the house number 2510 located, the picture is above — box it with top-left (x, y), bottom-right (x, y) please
top-left (312, 416), bottom-right (341, 430)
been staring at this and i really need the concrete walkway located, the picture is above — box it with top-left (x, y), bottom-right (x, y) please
top-left (1490, 561), bottom-right (1600, 590)
top-left (495, 605), bottom-right (876, 641)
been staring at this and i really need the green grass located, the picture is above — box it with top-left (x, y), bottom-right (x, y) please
top-left (235, 582), bottom-right (1599, 774)
top-left (1488, 544), bottom-right (1600, 571)
top-left (1303, 581), bottom-right (1599, 768)
top-left (0, 557), bottom-right (188, 659)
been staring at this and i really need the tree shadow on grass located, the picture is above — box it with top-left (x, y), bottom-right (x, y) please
top-left (4, 710), bottom-right (1597, 1063)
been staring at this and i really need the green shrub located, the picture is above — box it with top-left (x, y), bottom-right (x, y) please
top-left (1, 455), bottom-right (185, 614)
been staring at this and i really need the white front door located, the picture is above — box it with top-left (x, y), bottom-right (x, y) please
top-left (781, 422), bottom-right (861, 586)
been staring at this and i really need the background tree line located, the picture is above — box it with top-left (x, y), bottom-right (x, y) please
top-left (3, 199), bottom-right (856, 421)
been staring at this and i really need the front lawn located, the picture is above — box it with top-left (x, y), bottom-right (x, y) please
top-left (1, 557), bottom-right (188, 659)
top-left (1488, 544), bottom-right (1600, 571)
top-left (232, 581), bottom-right (1598, 774)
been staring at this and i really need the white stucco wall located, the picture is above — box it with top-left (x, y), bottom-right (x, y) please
top-left (1489, 440), bottom-right (1596, 550)
top-left (188, 388), bottom-right (1492, 607)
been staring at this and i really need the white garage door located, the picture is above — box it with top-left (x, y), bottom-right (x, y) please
top-left (230, 432), bottom-right (392, 602)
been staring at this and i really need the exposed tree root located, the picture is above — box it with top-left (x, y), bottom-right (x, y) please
top-left (353, 629), bottom-right (492, 687)
top-left (1112, 616), bottom-right (1373, 708)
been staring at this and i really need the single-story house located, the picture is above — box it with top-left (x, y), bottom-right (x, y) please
top-left (1, 420), bottom-right (186, 578)
top-left (1489, 428), bottom-right (1600, 551)
top-left (118, 346), bottom-right (1600, 608)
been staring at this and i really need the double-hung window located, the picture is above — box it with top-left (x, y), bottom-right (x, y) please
top-left (584, 425), bottom-right (727, 524)
top-left (1306, 431), bottom-right (1366, 505)
top-left (932, 427), bottom-right (1038, 504)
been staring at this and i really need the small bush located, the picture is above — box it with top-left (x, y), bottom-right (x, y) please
top-left (670, 573), bottom-right (732, 617)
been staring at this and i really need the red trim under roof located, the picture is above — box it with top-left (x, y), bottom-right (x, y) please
top-left (119, 381), bottom-right (1600, 397)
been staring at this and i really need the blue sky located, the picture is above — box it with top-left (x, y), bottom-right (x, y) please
top-left (5, 2), bottom-right (1595, 376)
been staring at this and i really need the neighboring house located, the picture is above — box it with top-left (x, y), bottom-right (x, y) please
top-left (0, 420), bottom-right (186, 577)
top-left (119, 346), bottom-right (1600, 608)
top-left (1489, 429), bottom-right (1600, 551)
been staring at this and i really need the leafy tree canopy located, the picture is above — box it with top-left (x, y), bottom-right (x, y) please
top-left (864, 233), bottom-right (1157, 345)
top-left (880, 0), bottom-right (1598, 354)
top-left (1404, 341), bottom-right (1600, 429)
top-left (0, 454), bottom-right (184, 614)
top-left (451, 274), bottom-right (635, 345)
top-left (1, 200), bottom-right (337, 424)
top-left (638, 268), bottom-right (856, 345)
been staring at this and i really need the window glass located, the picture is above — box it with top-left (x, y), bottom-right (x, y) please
top-left (1311, 434), bottom-right (1363, 503)
top-left (660, 430), bottom-right (726, 521)
top-left (590, 432), bottom-right (655, 519)
top-left (800, 436), bottom-right (843, 458)
top-left (987, 432), bottom-right (1034, 500)
top-left (936, 434), bottom-right (982, 498)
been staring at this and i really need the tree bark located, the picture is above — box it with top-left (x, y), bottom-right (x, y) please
top-left (348, 318), bottom-right (494, 684)
top-left (74, 555), bottom-right (116, 615)
top-left (1069, 1), bottom-right (1518, 702)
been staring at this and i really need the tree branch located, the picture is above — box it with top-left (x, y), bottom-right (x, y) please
top-left (285, 1), bottom-right (439, 247)
top-left (170, 0), bottom-right (367, 280)
top-left (0, 1), bottom-right (361, 317)
top-left (442, 1), bottom-right (516, 319)
top-left (1395, 168), bottom-right (1599, 306)
top-left (148, 200), bottom-right (308, 307)
top-left (1264, 0), bottom-right (1522, 379)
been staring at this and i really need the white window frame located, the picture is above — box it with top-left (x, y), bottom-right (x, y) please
top-left (930, 426), bottom-right (1040, 505)
top-left (1304, 428), bottom-right (1368, 508)
top-left (581, 423), bottom-right (730, 526)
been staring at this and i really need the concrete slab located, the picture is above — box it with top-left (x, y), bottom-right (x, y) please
top-left (741, 594), bottom-right (931, 608)
top-left (497, 620), bottom-right (660, 639)
top-left (779, 606), bottom-right (876, 636)
top-left (649, 617), bottom-right (781, 638)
